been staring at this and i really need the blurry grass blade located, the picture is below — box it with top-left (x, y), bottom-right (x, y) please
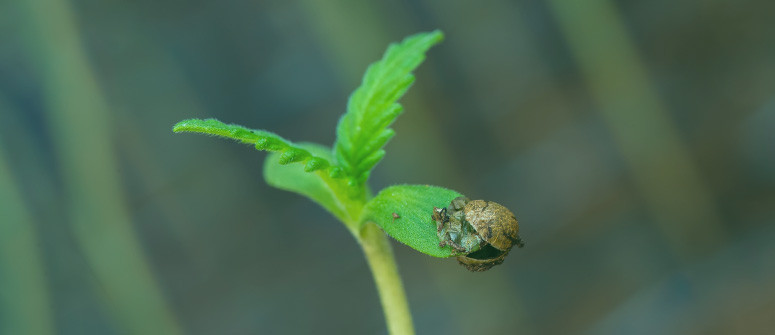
top-left (547, 0), bottom-right (725, 260)
top-left (21, 0), bottom-right (182, 332)
top-left (0, 126), bottom-right (54, 335)
top-left (174, 118), bottom-right (338, 174)
top-left (362, 184), bottom-right (462, 257)
top-left (334, 30), bottom-right (444, 186)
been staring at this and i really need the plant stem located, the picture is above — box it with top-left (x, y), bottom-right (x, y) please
top-left (359, 223), bottom-right (415, 335)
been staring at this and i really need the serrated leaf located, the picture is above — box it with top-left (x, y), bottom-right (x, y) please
top-left (361, 184), bottom-right (462, 257)
top-left (264, 143), bottom-right (348, 222)
top-left (173, 118), bottom-right (337, 175)
top-left (334, 30), bottom-right (444, 186)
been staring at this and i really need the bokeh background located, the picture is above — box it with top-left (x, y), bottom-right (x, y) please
top-left (2, 0), bottom-right (774, 334)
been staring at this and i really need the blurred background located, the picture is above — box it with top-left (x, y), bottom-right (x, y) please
top-left (1, 0), bottom-right (774, 334)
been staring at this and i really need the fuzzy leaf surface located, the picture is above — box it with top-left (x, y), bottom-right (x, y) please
top-left (334, 30), bottom-right (443, 186)
top-left (174, 118), bottom-right (343, 177)
top-left (362, 184), bottom-right (462, 257)
top-left (264, 143), bottom-right (348, 222)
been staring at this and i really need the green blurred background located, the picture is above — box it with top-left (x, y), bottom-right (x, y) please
top-left (2, 0), bottom-right (774, 334)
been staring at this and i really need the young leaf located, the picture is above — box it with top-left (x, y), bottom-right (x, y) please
top-left (174, 118), bottom-right (342, 177)
top-left (263, 143), bottom-right (348, 222)
top-left (334, 30), bottom-right (444, 186)
top-left (361, 184), bottom-right (462, 257)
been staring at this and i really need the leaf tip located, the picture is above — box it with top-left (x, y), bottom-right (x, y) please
top-left (304, 157), bottom-right (327, 172)
top-left (428, 29), bottom-right (445, 43)
top-left (278, 148), bottom-right (308, 165)
top-left (172, 119), bottom-right (198, 133)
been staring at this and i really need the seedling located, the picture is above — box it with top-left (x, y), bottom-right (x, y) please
top-left (173, 30), bottom-right (523, 334)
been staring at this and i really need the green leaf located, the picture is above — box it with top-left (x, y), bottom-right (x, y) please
top-left (334, 30), bottom-right (444, 186)
top-left (174, 118), bottom-right (342, 178)
top-left (263, 143), bottom-right (348, 222)
top-left (361, 184), bottom-right (462, 257)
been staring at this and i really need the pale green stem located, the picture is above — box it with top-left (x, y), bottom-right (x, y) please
top-left (358, 223), bottom-right (415, 335)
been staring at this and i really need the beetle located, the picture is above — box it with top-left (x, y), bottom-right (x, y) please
top-left (433, 197), bottom-right (523, 271)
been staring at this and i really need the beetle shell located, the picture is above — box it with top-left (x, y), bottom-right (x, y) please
top-left (463, 200), bottom-right (520, 251)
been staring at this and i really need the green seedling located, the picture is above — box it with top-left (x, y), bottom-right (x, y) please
top-left (173, 30), bottom-right (523, 334)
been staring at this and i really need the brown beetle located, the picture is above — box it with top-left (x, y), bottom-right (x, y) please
top-left (433, 197), bottom-right (523, 271)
